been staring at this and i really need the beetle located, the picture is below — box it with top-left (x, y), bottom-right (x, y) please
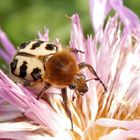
top-left (10, 40), bottom-right (107, 130)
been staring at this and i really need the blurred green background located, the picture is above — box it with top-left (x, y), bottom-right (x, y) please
top-left (0, 0), bottom-right (140, 46)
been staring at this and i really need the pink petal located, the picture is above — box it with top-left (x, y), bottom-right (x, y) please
top-left (38, 27), bottom-right (49, 41)
top-left (0, 28), bottom-right (16, 60)
top-left (96, 118), bottom-right (140, 129)
top-left (0, 70), bottom-right (71, 133)
top-left (89, 0), bottom-right (111, 31)
top-left (85, 35), bottom-right (97, 67)
top-left (0, 100), bottom-right (23, 121)
top-left (0, 48), bottom-right (11, 63)
top-left (99, 128), bottom-right (140, 140)
top-left (0, 122), bottom-right (40, 132)
top-left (97, 15), bottom-right (120, 83)
top-left (70, 14), bottom-right (86, 62)
top-left (89, 0), bottom-right (140, 36)
top-left (0, 131), bottom-right (72, 140)
top-left (110, 0), bottom-right (140, 36)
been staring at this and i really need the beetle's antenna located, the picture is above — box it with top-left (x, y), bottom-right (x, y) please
top-left (86, 77), bottom-right (107, 93)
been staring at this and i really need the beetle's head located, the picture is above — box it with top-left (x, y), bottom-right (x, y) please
top-left (69, 73), bottom-right (88, 95)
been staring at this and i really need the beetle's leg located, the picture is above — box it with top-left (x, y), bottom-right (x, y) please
top-left (78, 62), bottom-right (107, 93)
top-left (37, 83), bottom-right (51, 100)
top-left (23, 80), bottom-right (51, 100)
top-left (69, 48), bottom-right (84, 54)
top-left (61, 88), bottom-right (73, 130)
top-left (38, 53), bottom-right (54, 63)
top-left (23, 79), bottom-right (44, 87)
top-left (23, 80), bottom-right (36, 87)
top-left (72, 92), bottom-right (76, 101)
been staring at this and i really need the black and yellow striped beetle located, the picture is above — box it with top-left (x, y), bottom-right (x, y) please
top-left (10, 40), bottom-right (107, 130)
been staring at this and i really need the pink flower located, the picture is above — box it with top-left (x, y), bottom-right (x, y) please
top-left (90, 0), bottom-right (140, 36)
top-left (0, 0), bottom-right (140, 140)
top-left (0, 28), bottom-right (16, 63)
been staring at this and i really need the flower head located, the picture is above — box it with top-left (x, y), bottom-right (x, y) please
top-left (0, 0), bottom-right (140, 140)
top-left (90, 0), bottom-right (140, 36)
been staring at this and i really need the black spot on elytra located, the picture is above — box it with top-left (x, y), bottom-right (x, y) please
top-left (31, 41), bottom-right (44, 50)
top-left (19, 42), bottom-right (30, 49)
top-left (45, 44), bottom-right (56, 50)
top-left (10, 59), bottom-right (18, 73)
top-left (31, 68), bottom-right (42, 81)
top-left (20, 61), bottom-right (27, 78)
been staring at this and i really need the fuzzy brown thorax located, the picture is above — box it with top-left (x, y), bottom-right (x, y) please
top-left (44, 49), bottom-right (79, 88)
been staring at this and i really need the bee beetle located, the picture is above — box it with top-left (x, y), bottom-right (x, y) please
top-left (10, 40), bottom-right (107, 130)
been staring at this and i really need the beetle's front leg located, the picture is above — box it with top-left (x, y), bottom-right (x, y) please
top-left (23, 80), bottom-right (36, 87)
top-left (61, 88), bottom-right (73, 130)
top-left (78, 62), bottom-right (107, 93)
top-left (69, 48), bottom-right (84, 54)
top-left (36, 82), bottom-right (51, 100)
top-left (23, 80), bottom-right (51, 100)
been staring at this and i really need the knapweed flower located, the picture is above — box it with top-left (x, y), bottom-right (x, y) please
top-left (0, 0), bottom-right (140, 140)
top-left (90, 0), bottom-right (140, 36)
